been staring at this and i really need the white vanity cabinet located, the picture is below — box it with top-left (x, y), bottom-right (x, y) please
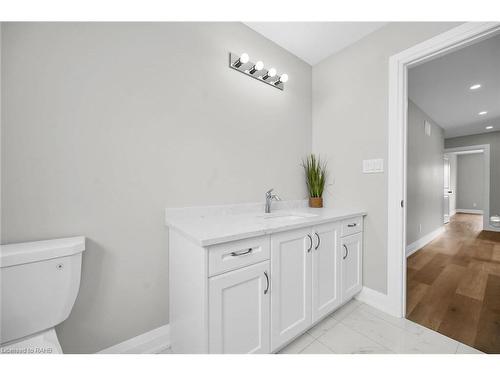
top-left (341, 232), bottom-right (363, 302)
top-left (167, 210), bottom-right (364, 354)
top-left (270, 227), bottom-right (312, 349)
top-left (208, 260), bottom-right (270, 354)
top-left (312, 222), bottom-right (342, 323)
top-left (270, 222), bottom-right (343, 351)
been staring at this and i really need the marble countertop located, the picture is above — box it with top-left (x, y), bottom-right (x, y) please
top-left (165, 200), bottom-right (366, 247)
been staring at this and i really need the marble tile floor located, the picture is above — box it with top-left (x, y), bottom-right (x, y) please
top-left (159, 299), bottom-right (484, 354)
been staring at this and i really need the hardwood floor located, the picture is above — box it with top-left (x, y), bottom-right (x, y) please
top-left (406, 213), bottom-right (500, 353)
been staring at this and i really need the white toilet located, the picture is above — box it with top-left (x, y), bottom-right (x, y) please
top-left (0, 236), bottom-right (85, 354)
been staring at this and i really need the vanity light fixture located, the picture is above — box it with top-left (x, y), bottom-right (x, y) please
top-left (479, 111), bottom-right (488, 116)
top-left (233, 52), bottom-right (249, 68)
top-left (470, 83), bottom-right (481, 90)
top-left (229, 52), bottom-right (287, 90)
top-left (486, 126), bottom-right (494, 130)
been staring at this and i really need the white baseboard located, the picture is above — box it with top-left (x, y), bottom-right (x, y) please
top-left (455, 209), bottom-right (483, 214)
top-left (405, 226), bottom-right (445, 257)
top-left (355, 287), bottom-right (400, 317)
top-left (450, 209), bottom-right (457, 216)
top-left (98, 324), bottom-right (170, 354)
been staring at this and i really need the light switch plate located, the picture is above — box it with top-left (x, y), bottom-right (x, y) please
top-left (363, 159), bottom-right (384, 173)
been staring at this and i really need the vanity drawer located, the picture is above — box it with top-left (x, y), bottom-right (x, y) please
top-left (208, 236), bottom-right (270, 277)
top-left (341, 216), bottom-right (363, 237)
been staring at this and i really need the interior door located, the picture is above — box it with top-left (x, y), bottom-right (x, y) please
top-left (270, 227), bottom-right (312, 351)
top-left (208, 261), bottom-right (270, 354)
top-left (341, 233), bottom-right (362, 302)
top-left (312, 222), bottom-right (341, 323)
top-left (443, 156), bottom-right (451, 224)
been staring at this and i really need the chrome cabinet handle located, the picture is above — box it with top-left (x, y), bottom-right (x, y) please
top-left (231, 248), bottom-right (253, 256)
top-left (314, 232), bottom-right (320, 250)
top-left (306, 234), bottom-right (313, 253)
top-left (343, 244), bottom-right (348, 259)
top-left (264, 271), bottom-right (270, 294)
top-left (347, 223), bottom-right (357, 228)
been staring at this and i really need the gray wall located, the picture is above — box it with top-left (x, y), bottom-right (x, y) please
top-left (406, 101), bottom-right (444, 246)
top-left (456, 153), bottom-right (484, 210)
top-left (446, 131), bottom-right (500, 216)
top-left (1, 23), bottom-right (312, 353)
top-left (312, 22), bottom-right (461, 293)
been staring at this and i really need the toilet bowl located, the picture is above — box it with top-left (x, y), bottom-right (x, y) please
top-left (0, 236), bottom-right (85, 354)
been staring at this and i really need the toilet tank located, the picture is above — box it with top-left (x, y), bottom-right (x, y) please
top-left (0, 237), bottom-right (85, 345)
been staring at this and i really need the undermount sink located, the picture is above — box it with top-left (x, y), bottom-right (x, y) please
top-left (258, 212), bottom-right (318, 220)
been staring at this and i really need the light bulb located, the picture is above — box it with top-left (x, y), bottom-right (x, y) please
top-left (240, 53), bottom-right (249, 64)
top-left (233, 52), bottom-right (250, 68)
top-left (280, 74), bottom-right (289, 83)
top-left (268, 68), bottom-right (277, 77)
top-left (249, 60), bottom-right (264, 74)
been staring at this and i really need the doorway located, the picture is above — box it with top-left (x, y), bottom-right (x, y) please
top-left (389, 23), bottom-right (500, 353)
top-left (385, 21), bottom-right (500, 348)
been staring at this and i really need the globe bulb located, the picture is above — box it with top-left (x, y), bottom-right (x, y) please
top-left (240, 53), bottom-right (249, 64)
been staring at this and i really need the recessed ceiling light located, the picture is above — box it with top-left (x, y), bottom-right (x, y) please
top-left (486, 126), bottom-right (494, 130)
top-left (479, 111), bottom-right (488, 116)
top-left (470, 84), bottom-right (481, 90)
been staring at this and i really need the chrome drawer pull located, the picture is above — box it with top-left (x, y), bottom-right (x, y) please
top-left (231, 248), bottom-right (253, 256)
top-left (314, 232), bottom-right (320, 250)
top-left (343, 244), bottom-right (349, 259)
top-left (347, 223), bottom-right (357, 228)
top-left (306, 234), bottom-right (313, 253)
top-left (264, 271), bottom-right (270, 294)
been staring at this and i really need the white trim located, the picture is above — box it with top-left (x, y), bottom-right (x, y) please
top-left (405, 226), bottom-right (445, 257)
top-left (98, 325), bottom-right (170, 354)
top-left (387, 22), bottom-right (500, 318)
top-left (455, 209), bottom-right (484, 215)
top-left (445, 144), bottom-right (490, 230)
top-left (355, 287), bottom-right (394, 316)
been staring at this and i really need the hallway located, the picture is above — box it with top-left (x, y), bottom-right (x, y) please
top-left (407, 214), bottom-right (500, 353)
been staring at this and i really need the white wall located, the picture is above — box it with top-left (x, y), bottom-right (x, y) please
top-left (456, 153), bottom-right (484, 211)
top-left (312, 22), bottom-right (461, 293)
top-left (1, 22), bottom-right (312, 353)
top-left (406, 101), bottom-right (444, 246)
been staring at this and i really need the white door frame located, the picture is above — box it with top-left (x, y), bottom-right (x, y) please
top-left (387, 22), bottom-right (500, 318)
top-left (445, 144), bottom-right (492, 231)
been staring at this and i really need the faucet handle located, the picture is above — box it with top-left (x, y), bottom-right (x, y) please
top-left (266, 188), bottom-right (274, 197)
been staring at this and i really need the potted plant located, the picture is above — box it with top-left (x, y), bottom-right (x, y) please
top-left (302, 154), bottom-right (327, 208)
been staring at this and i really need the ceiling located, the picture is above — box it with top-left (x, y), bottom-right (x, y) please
top-left (244, 22), bottom-right (387, 65)
top-left (409, 33), bottom-right (500, 139)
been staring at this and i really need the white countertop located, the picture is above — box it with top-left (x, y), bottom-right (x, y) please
top-left (165, 200), bottom-right (366, 246)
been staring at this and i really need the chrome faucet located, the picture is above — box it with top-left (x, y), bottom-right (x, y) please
top-left (265, 188), bottom-right (281, 213)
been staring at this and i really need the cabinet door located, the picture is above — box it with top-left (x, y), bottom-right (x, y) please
top-left (312, 222), bottom-right (341, 323)
top-left (208, 261), bottom-right (270, 353)
top-left (270, 227), bottom-right (312, 351)
top-left (341, 232), bottom-right (363, 302)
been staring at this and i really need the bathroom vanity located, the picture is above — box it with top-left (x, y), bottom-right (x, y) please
top-left (165, 201), bottom-right (366, 353)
